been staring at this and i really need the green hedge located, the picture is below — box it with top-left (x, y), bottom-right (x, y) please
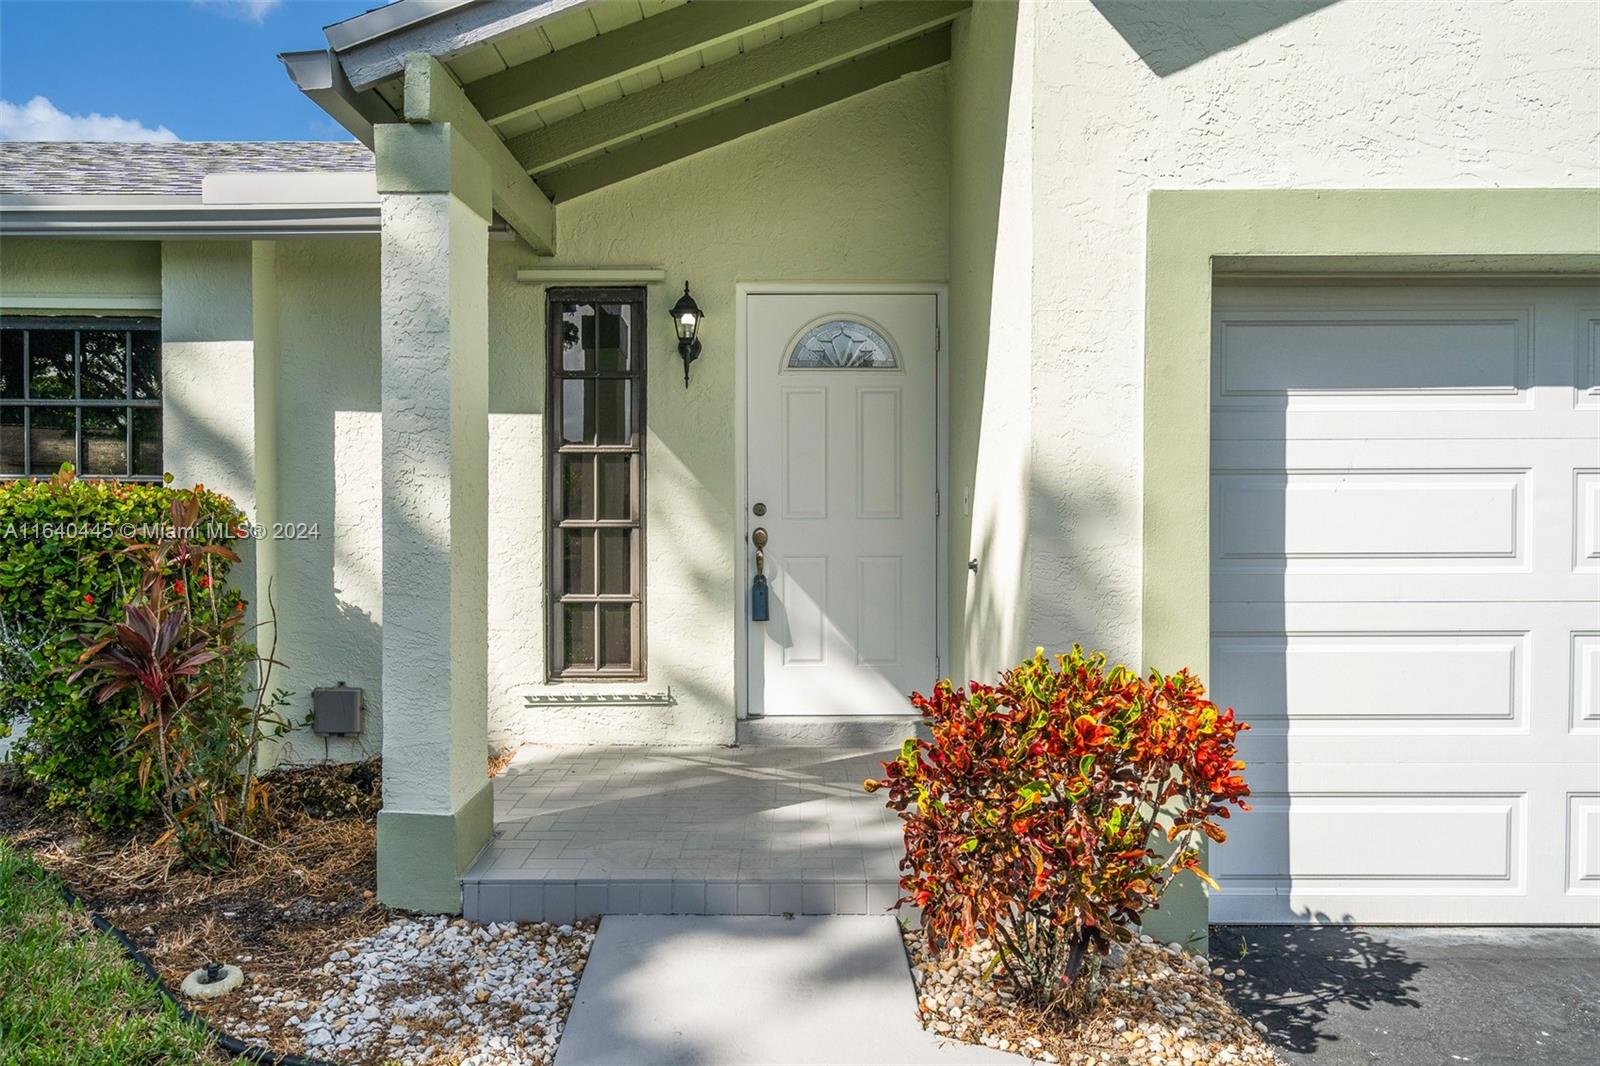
top-left (0, 468), bottom-right (246, 827)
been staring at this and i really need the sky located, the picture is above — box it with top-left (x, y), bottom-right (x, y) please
top-left (0, 0), bottom-right (377, 141)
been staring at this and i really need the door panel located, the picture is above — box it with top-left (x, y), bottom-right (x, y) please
top-left (746, 293), bottom-right (938, 716)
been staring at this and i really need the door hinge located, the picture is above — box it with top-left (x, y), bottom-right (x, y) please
top-left (935, 654), bottom-right (941, 677)
top-left (935, 322), bottom-right (941, 353)
top-left (935, 490), bottom-right (941, 517)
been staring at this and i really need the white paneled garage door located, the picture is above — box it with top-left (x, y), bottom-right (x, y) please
top-left (1209, 283), bottom-right (1600, 925)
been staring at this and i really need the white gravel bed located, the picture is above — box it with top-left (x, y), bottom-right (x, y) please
top-left (907, 931), bottom-right (1285, 1066)
top-left (211, 916), bottom-right (595, 1066)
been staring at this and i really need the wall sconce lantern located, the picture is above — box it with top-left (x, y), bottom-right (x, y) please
top-left (670, 282), bottom-right (704, 387)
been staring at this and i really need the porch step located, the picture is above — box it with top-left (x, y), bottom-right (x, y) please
top-left (464, 743), bottom-right (912, 925)
top-left (463, 874), bottom-right (905, 925)
top-left (735, 715), bottom-right (925, 748)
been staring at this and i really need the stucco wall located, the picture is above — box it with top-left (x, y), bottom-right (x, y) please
top-left (0, 239), bottom-right (161, 312)
top-left (255, 69), bottom-right (948, 756)
top-left (265, 237), bottom-right (384, 764)
top-left (492, 67), bottom-right (950, 746)
top-left (1023, 0), bottom-right (1600, 668)
top-left (947, 1), bottom-right (1034, 686)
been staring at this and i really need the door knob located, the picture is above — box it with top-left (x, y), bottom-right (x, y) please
top-left (752, 527), bottom-right (768, 550)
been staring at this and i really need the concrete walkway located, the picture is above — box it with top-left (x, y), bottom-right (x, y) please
top-left (554, 915), bottom-right (1028, 1065)
top-left (1213, 925), bottom-right (1600, 1066)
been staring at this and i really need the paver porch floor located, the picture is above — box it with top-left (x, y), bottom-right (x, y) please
top-left (463, 743), bottom-right (908, 923)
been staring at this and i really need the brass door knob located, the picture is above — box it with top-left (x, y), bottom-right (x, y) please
top-left (752, 527), bottom-right (768, 549)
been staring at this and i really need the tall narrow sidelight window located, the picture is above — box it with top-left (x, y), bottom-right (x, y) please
top-left (546, 288), bottom-right (646, 679)
top-left (0, 317), bottom-right (162, 480)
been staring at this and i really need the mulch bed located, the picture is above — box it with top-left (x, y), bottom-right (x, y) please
top-left (905, 929), bottom-right (1286, 1066)
top-left (0, 758), bottom-right (390, 1015)
top-left (0, 754), bottom-right (591, 1065)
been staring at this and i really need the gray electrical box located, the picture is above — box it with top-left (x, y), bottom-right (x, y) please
top-left (311, 684), bottom-right (364, 736)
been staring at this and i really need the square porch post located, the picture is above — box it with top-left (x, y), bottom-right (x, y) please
top-left (374, 121), bottom-right (493, 913)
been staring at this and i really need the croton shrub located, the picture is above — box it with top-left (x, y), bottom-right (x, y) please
top-left (0, 467), bottom-right (256, 831)
top-left (866, 646), bottom-right (1250, 1015)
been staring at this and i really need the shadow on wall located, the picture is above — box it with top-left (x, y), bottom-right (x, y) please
top-left (1091, 0), bottom-right (1340, 77)
top-left (1211, 919), bottom-right (1424, 1056)
top-left (948, 0), bottom-right (1025, 685)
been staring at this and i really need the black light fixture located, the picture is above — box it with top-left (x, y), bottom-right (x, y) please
top-left (669, 282), bottom-right (704, 387)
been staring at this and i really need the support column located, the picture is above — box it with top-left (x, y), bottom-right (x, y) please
top-left (374, 121), bottom-right (493, 913)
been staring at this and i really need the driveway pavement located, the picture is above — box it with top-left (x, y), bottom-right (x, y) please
top-left (1212, 925), bottom-right (1600, 1066)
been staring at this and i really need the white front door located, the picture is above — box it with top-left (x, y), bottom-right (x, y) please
top-left (744, 291), bottom-right (940, 716)
top-left (1209, 282), bottom-right (1600, 924)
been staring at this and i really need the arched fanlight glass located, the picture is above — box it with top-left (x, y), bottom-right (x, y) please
top-left (787, 319), bottom-right (897, 369)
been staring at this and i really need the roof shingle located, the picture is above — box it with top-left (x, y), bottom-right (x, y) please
top-left (0, 141), bottom-right (374, 196)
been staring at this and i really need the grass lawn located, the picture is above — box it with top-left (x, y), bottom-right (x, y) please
top-left (0, 838), bottom-right (216, 1065)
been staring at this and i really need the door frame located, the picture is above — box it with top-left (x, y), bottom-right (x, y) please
top-left (734, 281), bottom-right (950, 720)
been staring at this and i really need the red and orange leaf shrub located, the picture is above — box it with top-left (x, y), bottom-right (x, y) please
top-left (865, 646), bottom-right (1250, 1015)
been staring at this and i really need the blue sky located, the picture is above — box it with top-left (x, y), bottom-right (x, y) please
top-left (0, 0), bottom-right (374, 141)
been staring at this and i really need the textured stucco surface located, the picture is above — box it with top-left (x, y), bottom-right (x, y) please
top-left (947, 1), bottom-right (1034, 686)
top-left (0, 239), bottom-right (161, 310)
top-left (160, 241), bottom-right (263, 621)
top-left (490, 69), bottom-right (950, 747)
top-left (376, 124), bottom-right (491, 825)
top-left (1023, 0), bottom-right (1600, 667)
top-left (232, 71), bottom-right (949, 757)
top-left (265, 237), bottom-right (385, 766)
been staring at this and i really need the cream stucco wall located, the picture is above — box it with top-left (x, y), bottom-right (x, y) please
top-left (1022, 0), bottom-right (1600, 667)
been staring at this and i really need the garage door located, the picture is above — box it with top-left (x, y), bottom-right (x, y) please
top-left (1209, 283), bottom-right (1600, 924)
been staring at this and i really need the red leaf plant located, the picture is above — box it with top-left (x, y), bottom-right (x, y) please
top-left (69, 496), bottom-right (289, 867)
top-left (865, 646), bottom-right (1250, 1016)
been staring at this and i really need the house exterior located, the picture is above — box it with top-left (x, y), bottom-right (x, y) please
top-left (1, 0), bottom-right (1597, 940)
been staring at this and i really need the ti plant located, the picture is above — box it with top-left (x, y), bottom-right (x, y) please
top-left (865, 646), bottom-right (1251, 1017)
top-left (70, 496), bottom-right (290, 867)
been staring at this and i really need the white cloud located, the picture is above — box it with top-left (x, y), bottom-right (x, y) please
top-left (0, 96), bottom-right (179, 142)
top-left (193, 0), bottom-right (282, 23)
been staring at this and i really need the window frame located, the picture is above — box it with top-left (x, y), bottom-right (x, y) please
top-left (544, 286), bottom-right (648, 681)
top-left (0, 315), bottom-right (162, 482)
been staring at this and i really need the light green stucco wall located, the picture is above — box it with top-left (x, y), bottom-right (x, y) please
top-left (261, 237), bottom-right (384, 764)
top-left (244, 69), bottom-right (949, 758)
top-left (491, 68), bottom-right (950, 746)
top-left (946, 1), bottom-right (1032, 686)
top-left (161, 241), bottom-right (270, 633)
top-left (0, 239), bottom-right (161, 313)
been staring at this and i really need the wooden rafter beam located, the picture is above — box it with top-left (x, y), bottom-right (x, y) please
top-left (508, 0), bottom-right (970, 174)
top-left (535, 28), bottom-right (951, 203)
top-left (465, 0), bottom-right (834, 126)
top-left (403, 53), bottom-right (556, 253)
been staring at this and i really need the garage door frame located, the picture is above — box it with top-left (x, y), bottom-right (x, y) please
top-left (1141, 188), bottom-right (1600, 943)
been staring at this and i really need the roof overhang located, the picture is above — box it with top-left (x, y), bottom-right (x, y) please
top-left (0, 172), bottom-right (381, 238)
top-left (283, 0), bottom-right (967, 255)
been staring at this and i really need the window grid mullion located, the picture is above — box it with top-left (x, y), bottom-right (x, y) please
top-left (1, 322), bottom-right (159, 482)
top-left (20, 329), bottom-right (30, 475)
top-left (546, 292), bottom-right (645, 679)
top-left (124, 331), bottom-right (134, 478)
